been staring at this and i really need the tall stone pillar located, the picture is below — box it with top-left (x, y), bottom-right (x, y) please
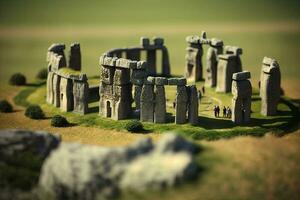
top-left (154, 77), bottom-right (168, 123)
top-left (47, 43), bottom-right (66, 67)
top-left (175, 85), bottom-right (188, 124)
top-left (187, 85), bottom-right (199, 125)
top-left (52, 74), bottom-right (61, 107)
top-left (140, 77), bottom-right (155, 122)
top-left (161, 47), bottom-right (171, 77)
top-left (46, 71), bottom-right (55, 104)
top-left (68, 43), bottom-right (81, 71)
top-left (147, 50), bottom-right (156, 76)
top-left (60, 77), bottom-right (74, 112)
top-left (216, 55), bottom-right (236, 93)
top-left (231, 71), bottom-right (252, 124)
top-left (73, 75), bottom-right (89, 114)
top-left (126, 48), bottom-right (141, 61)
top-left (260, 57), bottom-right (281, 116)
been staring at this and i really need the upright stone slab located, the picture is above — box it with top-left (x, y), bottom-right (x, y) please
top-left (175, 85), bottom-right (188, 124)
top-left (154, 85), bottom-right (166, 123)
top-left (231, 71), bottom-right (252, 124)
top-left (52, 74), bottom-right (61, 107)
top-left (260, 57), bottom-right (281, 116)
top-left (147, 50), bottom-right (156, 76)
top-left (140, 84), bottom-right (154, 122)
top-left (73, 79), bottom-right (89, 114)
top-left (216, 55), bottom-right (236, 93)
top-left (161, 47), bottom-right (171, 77)
top-left (99, 82), bottom-right (113, 118)
top-left (46, 72), bottom-right (55, 104)
top-left (113, 84), bottom-right (132, 120)
top-left (185, 46), bottom-right (203, 82)
top-left (133, 85), bottom-right (142, 110)
top-left (126, 49), bottom-right (140, 61)
top-left (205, 38), bottom-right (223, 87)
top-left (48, 43), bottom-right (66, 67)
top-left (68, 43), bottom-right (81, 71)
top-left (225, 45), bottom-right (243, 72)
top-left (187, 85), bottom-right (199, 125)
top-left (60, 77), bottom-right (74, 112)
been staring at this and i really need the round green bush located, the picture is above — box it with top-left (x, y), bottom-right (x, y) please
top-left (0, 100), bottom-right (13, 113)
top-left (9, 73), bottom-right (26, 86)
top-left (25, 105), bottom-right (44, 119)
top-left (51, 115), bottom-right (69, 127)
top-left (36, 68), bottom-right (48, 79)
top-left (125, 120), bottom-right (144, 133)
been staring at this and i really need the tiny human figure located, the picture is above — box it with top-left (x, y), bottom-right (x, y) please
top-left (173, 101), bottom-right (176, 109)
top-left (227, 106), bottom-right (231, 118)
top-left (216, 106), bottom-right (220, 117)
top-left (213, 106), bottom-right (217, 117)
top-left (223, 106), bottom-right (227, 117)
top-left (198, 90), bottom-right (202, 100)
top-left (202, 86), bottom-right (205, 94)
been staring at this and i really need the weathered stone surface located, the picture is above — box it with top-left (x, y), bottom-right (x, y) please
top-left (210, 38), bottom-right (223, 47)
top-left (175, 86), bottom-right (188, 124)
top-left (216, 54), bottom-right (237, 93)
top-left (68, 43), bottom-right (81, 71)
top-left (48, 43), bottom-right (65, 52)
top-left (113, 85), bottom-right (132, 120)
top-left (140, 84), bottom-right (154, 122)
top-left (137, 61), bottom-right (147, 69)
top-left (225, 45), bottom-right (243, 55)
top-left (147, 49), bottom-right (156, 75)
top-left (48, 43), bottom-right (67, 70)
top-left (0, 129), bottom-right (61, 160)
top-left (52, 55), bottom-right (66, 71)
top-left (126, 49), bottom-right (141, 61)
top-left (187, 85), bottom-right (198, 125)
top-left (39, 134), bottom-right (199, 199)
top-left (185, 44), bottom-right (203, 81)
top-left (154, 85), bottom-right (166, 123)
top-left (140, 37), bottom-right (150, 47)
top-left (260, 57), bottom-right (281, 116)
top-left (153, 37), bottom-right (164, 46)
top-left (113, 68), bottom-right (131, 85)
top-left (144, 76), bottom-right (155, 85)
top-left (131, 69), bottom-right (147, 83)
top-left (100, 66), bottom-right (115, 84)
top-left (133, 85), bottom-right (142, 110)
top-left (232, 71), bottom-right (251, 81)
top-left (205, 44), bottom-right (223, 87)
top-left (168, 78), bottom-right (187, 86)
top-left (46, 71), bottom-right (55, 104)
top-left (73, 80), bottom-right (89, 114)
top-left (162, 47), bottom-right (171, 76)
top-left (52, 74), bottom-right (61, 107)
top-left (155, 77), bottom-right (168, 85)
top-left (60, 77), bottom-right (74, 112)
top-left (231, 74), bottom-right (252, 124)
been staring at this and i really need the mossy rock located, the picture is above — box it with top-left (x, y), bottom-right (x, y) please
top-left (9, 73), bottom-right (26, 86)
top-left (25, 105), bottom-right (44, 119)
top-left (36, 68), bottom-right (48, 80)
top-left (51, 115), bottom-right (69, 127)
top-left (125, 120), bottom-right (144, 133)
top-left (0, 100), bottom-right (13, 113)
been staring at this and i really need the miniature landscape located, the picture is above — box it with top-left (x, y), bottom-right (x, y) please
top-left (1, 0), bottom-right (300, 200)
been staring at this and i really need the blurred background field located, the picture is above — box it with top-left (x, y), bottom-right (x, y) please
top-left (0, 0), bottom-right (300, 97)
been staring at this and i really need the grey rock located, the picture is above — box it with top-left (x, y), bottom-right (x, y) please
top-left (175, 86), bottom-right (188, 124)
top-left (232, 71), bottom-right (251, 81)
top-left (187, 85), bottom-right (199, 125)
top-left (154, 85), bottom-right (166, 123)
top-left (140, 84), bottom-right (154, 122)
top-left (140, 37), bottom-right (150, 47)
top-left (153, 37), bottom-right (164, 46)
top-left (155, 77), bottom-right (168, 85)
top-left (68, 43), bottom-right (81, 71)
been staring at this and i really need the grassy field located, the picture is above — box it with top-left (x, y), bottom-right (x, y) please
top-left (1, 0), bottom-right (300, 199)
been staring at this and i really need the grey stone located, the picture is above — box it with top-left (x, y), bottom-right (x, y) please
top-left (144, 76), bottom-right (155, 85)
top-left (154, 85), bottom-right (166, 123)
top-left (155, 77), bottom-right (168, 85)
top-left (140, 84), bottom-right (154, 122)
top-left (113, 68), bottom-right (131, 86)
top-left (231, 75), bottom-right (252, 124)
top-left (137, 61), bottom-right (147, 69)
top-left (73, 80), bottom-right (89, 114)
top-left (232, 71), bottom-right (251, 81)
top-left (0, 129), bottom-right (61, 160)
top-left (168, 78), bottom-right (187, 86)
top-left (205, 45), bottom-right (223, 87)
top-left (260, 57), bottom-right (281, 116)
top-left (210, 38), bottom-right (223, 47)
top-left (131, 69), bottom-right (147, 83)
top-left (161, 47), bottom-right (171, 76)
top-left (126, 49), bottom-right (141, 61)
top-left (46, 71), bottom-right (55, 104)
top-left (60, 77), bottom-right (74, 112)
top-left (140, 37), bottom-right (150, 47)
top-left (146, 49), bottom-right (156, 75)
top-left (100, 66), bottom-right (115, 85)
top-left (153, 37), bottom-right (164, 46)
top-left (185, 42), bottom-right (203, 81)
top-left (187, 85), bottom-right (198, 125)
top-left (225, 45), bottom-right (243, 55)
top-left (52, 74), bottom-right (61, 107)
top-left (48, 43), bottom-right (67, 67)
top-left (68, 43), bottom-right (81, 71)
top-left (175, 86), bottom-right (188, 124)
top-left (133, 85), bottom-right (143, 110)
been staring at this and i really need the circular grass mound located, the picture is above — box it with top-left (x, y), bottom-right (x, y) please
top-left (36, 68), bottom-right (48, 80)
top-left (0, 100), bottom-right (13, 113)
top-left (9, 73), bottom-right (26, 86)
top-left (51, 115), bottom-right (69, 127)
top-left (125, 120), bottom-right (144, 133)
top-left (25, 105), bottom-right (44, 119)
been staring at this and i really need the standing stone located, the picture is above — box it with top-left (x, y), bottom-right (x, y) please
top-left (126, 48), bottom-right (141, 61)
top-left (175, 86), bottom-right (188, 124)
top-left (60, 77), bottom-right (74, 112)
top-left (225, 46), bottom-right (243, 72)
top-left (260, 57), bottom-right (281, 116)
top-left (133, 85), bottom-right (142, 110)
top-left (46, 71), bottom-right (54, 104)
top-left (187, 85), bottom-right (199, 125)
top-left (161, 47), bottom-right (171, 77)
top-left (99, 82), bottom-right (113, 118)
top-left (147, 50), bottom-right (156, 76)
top-left (154, 85), bottom-right (166, 123)
top-left (73, 78), bottom-right (89, 114)
top-left (205, 38), bottom-right (223, 87)
top-left (68, 43), bottom-right (81, 71)
top-left (140, 84), bottom-right (154, 122)
top-left (48, 43), bottom-right (67, 67)
top-left (216, 55), bottom-right (237, 93)
top-left (231, 71), bottom-right (252, 124)
top-left (52, 74), bottom-right (61, 107)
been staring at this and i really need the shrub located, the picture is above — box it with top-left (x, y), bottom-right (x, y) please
top-left (0, 100), bottom-right (13, 113)
top-left (36, 68), bottom-right (48, 79)
top-left (125, 120), bottom-right (144, 133)
top-left (9, 73), bottom-right (26, 86)
top-left (51, 115), bottom-right (69, 127)
top-left (25, 105), bottom-right (44, 119)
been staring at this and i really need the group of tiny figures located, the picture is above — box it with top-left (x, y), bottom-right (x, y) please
top-left (214, 106), bottom-right (232, 118)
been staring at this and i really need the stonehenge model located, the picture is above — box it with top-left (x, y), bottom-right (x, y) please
top-left (231, 71), bottom-right (252, 124)
top-left (45, 32), bottom-right (283, 126)
top-left (260, 57), bottom-right (281, 116)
